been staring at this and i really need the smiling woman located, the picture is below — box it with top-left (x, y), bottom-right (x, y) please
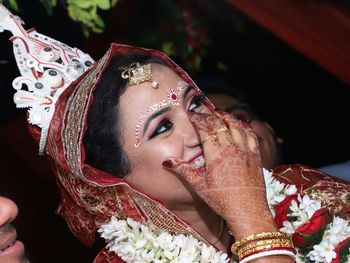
top-left (2, 4), bottom-right (350, 263)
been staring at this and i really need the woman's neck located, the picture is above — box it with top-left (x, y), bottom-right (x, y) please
top-left (170, 202), bottom-right (231, 252)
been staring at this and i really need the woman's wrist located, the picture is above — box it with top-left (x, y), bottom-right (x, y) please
top-left (227, 217), bottom-right (277, 240)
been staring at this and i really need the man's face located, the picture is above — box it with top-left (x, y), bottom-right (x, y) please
top-left (0, 196), bottom-right (29, 263)
top-left (207, 93), bottom-right (283, 169)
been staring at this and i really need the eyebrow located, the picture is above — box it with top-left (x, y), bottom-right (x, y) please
top-left (183, 85), bottom-right (194, 100)
top-left (143, 106), bottom-right (171, 136)
top-left (142, 84), bottom-right (194, 137)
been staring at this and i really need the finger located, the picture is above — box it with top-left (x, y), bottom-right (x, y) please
top-left (212, 108), bottom-right (228, 119)
top-left (243, 124), bottom-right (260, 155)
top-left (162, 158), bottom-right (206, 191)
top-left (188, 112), bottom-right (232, 160)
top-left (222, 114), bottom-right (247, 150)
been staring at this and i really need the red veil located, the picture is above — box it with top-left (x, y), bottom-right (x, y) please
top-left (27, 43), bottom-right (215, 262)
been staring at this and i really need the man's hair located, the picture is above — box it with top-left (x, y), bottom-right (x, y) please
top-left (194, 74), bottom-right (247, 103)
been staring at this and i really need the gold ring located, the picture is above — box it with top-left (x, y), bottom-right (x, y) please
top-left (202, 127), bottom-right (229, 144)
top-left (216, 127), bottom-right (230, 134)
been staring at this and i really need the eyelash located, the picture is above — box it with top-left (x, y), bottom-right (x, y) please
top-left (149, 118), bottom-right (173, 139)
top-left (148, 94), bottom-right (206, 139)
top-left (188, 93), bottom-right (206, 112)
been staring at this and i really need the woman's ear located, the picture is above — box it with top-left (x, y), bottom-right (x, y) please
top-left (263, 121), bottom-right (284, 144)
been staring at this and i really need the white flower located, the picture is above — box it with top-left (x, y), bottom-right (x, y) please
top-left (263, 168), bottom-right (297, 216)
top-left (308, 240), bottom-right (336, 263)
top-left (327, 217), bottom-right (350, 246)
top-left (263, 169), bottom-right (350, 262)
top-left (280, 220), bottom-right (296, 235)
top-left (99, 217), bottom-right (229, 263)
top-left (279, 194), bottom-right (322, 234)
top-left (298, 195), bottom-right (321, 219)
top-left (284, 184), bottom-right (297, 196)
top-left (306, 216), bottom-right (350, 262)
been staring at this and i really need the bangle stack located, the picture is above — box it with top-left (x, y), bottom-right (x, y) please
top-left (231, 231), bottom-right (296, 262)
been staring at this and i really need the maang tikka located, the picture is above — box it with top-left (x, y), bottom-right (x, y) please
top-left (120, 62), bottom-right (159, 89)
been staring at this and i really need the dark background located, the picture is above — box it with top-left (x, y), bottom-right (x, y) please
top-left (0, 1), bottom-right (349, 262)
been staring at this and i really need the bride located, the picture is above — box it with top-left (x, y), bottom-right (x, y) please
top-left (2, 4), bottom-right (350, 262)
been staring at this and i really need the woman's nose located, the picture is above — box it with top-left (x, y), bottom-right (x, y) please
top-left (0, 196), bottom-right (18, 227)
top-left (183, 114), bottom-right (201, 148)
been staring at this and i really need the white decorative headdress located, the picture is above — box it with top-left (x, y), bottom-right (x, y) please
top-left (0, 4), bottom-right (94, 153)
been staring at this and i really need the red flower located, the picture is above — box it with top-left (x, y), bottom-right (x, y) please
top-left (275, 194), bottom-right (298, 228)
top-left (293, 207), bottom-right (331, 248)
top-left (331, 236), bottom-right (350, 263)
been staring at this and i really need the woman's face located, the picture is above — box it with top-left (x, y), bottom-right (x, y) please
top-left (120, 64), bottom-right (211, 209)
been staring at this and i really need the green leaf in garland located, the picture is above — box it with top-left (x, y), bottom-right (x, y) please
top-left (338, 238), bottom-right (350, 263)
top-left (299, 223), bottom-right (330, 254)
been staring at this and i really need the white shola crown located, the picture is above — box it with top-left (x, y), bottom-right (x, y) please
top-left (0, 4), bottom-right (94, 153)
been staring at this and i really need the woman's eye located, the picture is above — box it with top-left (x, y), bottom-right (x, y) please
top-left (188, 94), bottom-right (206, 112)
top-left (149, 119), bottom-right (173, 139)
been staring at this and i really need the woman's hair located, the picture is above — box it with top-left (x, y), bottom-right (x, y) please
top-left (83, 54), bottom-right (167, 177)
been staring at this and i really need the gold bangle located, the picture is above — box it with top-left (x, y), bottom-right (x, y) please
top-left (238, 239), bottom-right (294, 259)
top-left (238, 240), bottom-right (294, 259)
top-left (231, 231), bottom-right (290, 254)
top-left (237, 238), bottom-right (293, 252)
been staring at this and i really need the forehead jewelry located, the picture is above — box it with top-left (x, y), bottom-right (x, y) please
top-left (134, 80), bottom-right (187, 147)
top-left (120, 62), bottom-right (159, 89)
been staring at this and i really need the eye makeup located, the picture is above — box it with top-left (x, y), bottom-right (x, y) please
top-left (134, 80), bottom-right (187, 147)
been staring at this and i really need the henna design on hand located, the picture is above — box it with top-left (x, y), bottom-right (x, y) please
top-left (164, 110), bottom-right (276, 238)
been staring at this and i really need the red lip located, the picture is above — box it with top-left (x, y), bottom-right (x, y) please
top-left (187, 150), bottom-right (204, 164)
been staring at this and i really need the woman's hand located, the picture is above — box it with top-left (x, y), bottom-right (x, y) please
top-left (163, 110), bottom-right (277, 239)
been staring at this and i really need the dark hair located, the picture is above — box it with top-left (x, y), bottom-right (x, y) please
top-left (194, 74), bottom-right (247, 103)
top-left (193, 74), bottom-right (266, 120)
top-left (83, 54), bottom-right (167, 177)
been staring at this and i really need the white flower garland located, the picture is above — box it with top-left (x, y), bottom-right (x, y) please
top-left (263, 169), bottom-right (350, 263)
top-left (98, 217), bottom-right (229, 263)
top-left (98, 169), bottom-right (350, 262)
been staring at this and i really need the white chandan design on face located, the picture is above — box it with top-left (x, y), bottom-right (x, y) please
top-left (134, 80), bottom-right (187, 147)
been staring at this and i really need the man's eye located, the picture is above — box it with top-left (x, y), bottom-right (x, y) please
top-left (188, 94), bottom-right (206, 112)
top-left (230, 109), bottom-right (254, 123)
top-left (149, 119), bottom-right (173, 139)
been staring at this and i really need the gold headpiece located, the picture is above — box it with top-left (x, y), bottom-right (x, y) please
top-left (120, 62), bottom-right (159, 89)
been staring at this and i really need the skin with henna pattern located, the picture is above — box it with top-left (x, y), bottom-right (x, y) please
top-left (164, 111), bottom-right (294, 263)
top-left (167, 111), bottom-right (275, 235)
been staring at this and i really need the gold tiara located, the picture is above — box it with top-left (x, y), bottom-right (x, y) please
top-left (120, 62), bottom-right (159, 88)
